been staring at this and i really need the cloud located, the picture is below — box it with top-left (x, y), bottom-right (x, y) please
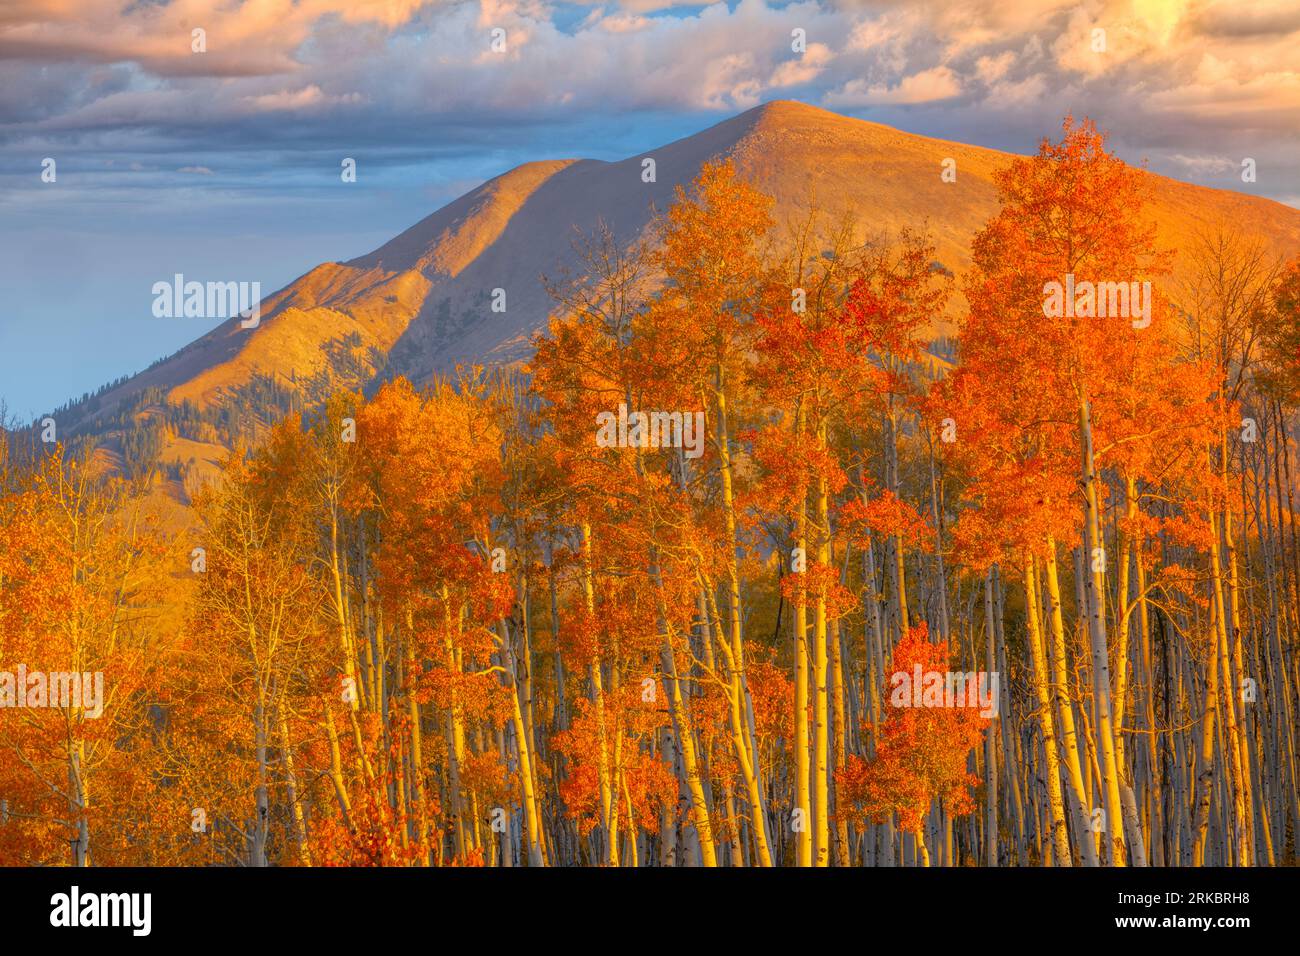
top-left (242, 85), bottom-right (365, 113)
top-left (1189, 0), bottom-right (1300, 39)
top-left (177, 165), bottom-right (213, 175)
top-left (769, 42), bottom-right (833, 88)
top-left (0, 0), bottom-right (1296, 210)
top-left (594, 13), bottom-right (654, 33)
top-left (0, 0), bottom-right (433, 77)
top-left (974, 51), bottom-right (1014, 84)
top-left (983, 73), bottom-right (1048, 108)
top-left (827, 66), bottom-right (963, 106)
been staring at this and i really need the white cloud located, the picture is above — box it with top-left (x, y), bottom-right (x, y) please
top-left (974, 51), bottom-right (1014, 84)
top-left (1169, 154), bottom-right (1234, 175)
top-left (769, 42), bottom-right (833, 88)
top-left (242, 86), bottom-right (364, 112)
top-left (596, 13), bottom-right (654, 33)
top-left (827, 65), bottom-right (962, 106)
top-left (983, 73), bottom-right (1047, 107)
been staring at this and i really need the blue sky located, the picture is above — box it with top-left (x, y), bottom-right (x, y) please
top-left (2, 0), bottom-right (1298, 418)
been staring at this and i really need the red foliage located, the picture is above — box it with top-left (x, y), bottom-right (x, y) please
top-left (837, 623), bottom-right (991, 835)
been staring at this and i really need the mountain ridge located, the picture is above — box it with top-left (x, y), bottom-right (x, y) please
top-left (56, 99), bottom-right (1300, 455)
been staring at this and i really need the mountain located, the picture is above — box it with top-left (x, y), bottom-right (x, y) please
top-left (55, 99), bottom-right (1300, 500)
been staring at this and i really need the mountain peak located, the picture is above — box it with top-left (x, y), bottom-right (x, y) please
top-left (70, 100), bottom-right (1300, 434)
top-left (746, 98), bottom-right (842, 121)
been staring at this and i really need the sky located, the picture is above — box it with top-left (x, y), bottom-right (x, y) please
top-left (1, 0), bottom-right (1298, 419)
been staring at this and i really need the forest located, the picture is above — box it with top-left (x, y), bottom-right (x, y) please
top-left (2, 116), bottom-right (1299, 868)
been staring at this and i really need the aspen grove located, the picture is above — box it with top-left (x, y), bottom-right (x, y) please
top-left (4, 116), bottom-right (1300, 868)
